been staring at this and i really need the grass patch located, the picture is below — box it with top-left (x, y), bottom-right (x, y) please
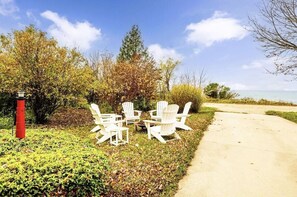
top-left (65, 107), bottom-right (215, 196)
top-left (207, 97), bottom-right (296, 106)
top-left (0, 107), bottom-right (215, 196)
top-left (266, 111), bottom-right (297, 124)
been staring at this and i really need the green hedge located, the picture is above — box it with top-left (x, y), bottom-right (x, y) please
top-left (0, 130), bottom-right (109, 196)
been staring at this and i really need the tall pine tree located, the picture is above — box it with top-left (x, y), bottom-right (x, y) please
top-left (117, 25), bottom-right (152, 63)
top-left (115, 25), bottom-right (159, 110)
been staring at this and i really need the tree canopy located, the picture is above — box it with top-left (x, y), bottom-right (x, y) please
top-left (95, 55), bottom-right (160, 112)
top-left (204, 83), bottom-right (238, 99)
top-left (158, 58), bottom-right (180, 99)
top-left (0, 25), bottom-right (94, 123)
top-left (117, 25), bottom-right (153, 63)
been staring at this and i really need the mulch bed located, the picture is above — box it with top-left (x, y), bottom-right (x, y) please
top-left (47, 108), bottom-right (93, 127)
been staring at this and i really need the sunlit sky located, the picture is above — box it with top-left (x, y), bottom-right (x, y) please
top-left (1, 0), bottom-right (297, 91)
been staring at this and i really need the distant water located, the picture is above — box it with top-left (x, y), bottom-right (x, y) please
top-left (235, 90), bottom-right (297, 104)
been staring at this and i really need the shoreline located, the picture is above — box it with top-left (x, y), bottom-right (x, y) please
top-left (234, 90), bottom-right (297, 104)
top-left (203, 102), bottom-right (297, 114)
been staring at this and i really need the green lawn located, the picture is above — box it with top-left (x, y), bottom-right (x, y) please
top-left (67, 107), bottom-right (215, 196)
top-left (266, 111), bottom-right (297, 124)
top-left (0, 107), bottom-right (215, 196)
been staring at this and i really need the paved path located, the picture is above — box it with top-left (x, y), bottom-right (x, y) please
top-left (176, 104), bottom-right (297, 197)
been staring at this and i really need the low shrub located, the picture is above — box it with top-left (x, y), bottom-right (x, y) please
top-left (0, 116), bottom-right (14, 129)
top-left (97, 101), bottom-right (113, 113)
top-left (0, 130), bottom-right (109, 196)
top-left (170, 84), bottom-right (204, 113)
top-left (0, 93), bottom-right (16, 116)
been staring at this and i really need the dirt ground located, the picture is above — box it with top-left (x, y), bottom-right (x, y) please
top-left (175, 103), bottom-right (297, 197)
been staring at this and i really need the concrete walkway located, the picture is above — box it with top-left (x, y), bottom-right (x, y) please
top-left (175, 104), bottom-right (297, 197)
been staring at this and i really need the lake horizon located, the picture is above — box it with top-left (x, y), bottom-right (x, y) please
top-left (234, 90), bottom-right (297, 104)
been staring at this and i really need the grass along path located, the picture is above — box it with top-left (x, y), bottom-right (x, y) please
top-left (266, 111), bottom-right (297, 124)
top-left (65, 107), bottom-right (215, 196)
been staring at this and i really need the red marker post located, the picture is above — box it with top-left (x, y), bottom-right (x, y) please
top-left (16, 90), bottom-right (26, 139)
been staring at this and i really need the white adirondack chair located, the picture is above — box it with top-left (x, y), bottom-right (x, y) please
top-left (144, 104), bottom-right (180, 143)
top-left (176, 102), bottom-right (192, 130)
top-left (89, 103), bottom-right (121, 132)
top-left (122, 102), bottom-right (142, 125)
top-left (149, 101), bottom-right (168, 120)
top-left (90, 104), bottom-right (128, 145)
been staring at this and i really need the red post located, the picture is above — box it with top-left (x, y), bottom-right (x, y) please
top-left (16, 95), bottom-right (26, 139)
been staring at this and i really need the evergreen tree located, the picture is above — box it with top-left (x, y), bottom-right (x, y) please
top-left (117, 25), bottom-right (152, 63)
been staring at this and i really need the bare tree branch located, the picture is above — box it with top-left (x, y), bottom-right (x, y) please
top-left (249, 0), bottom-right (297, 78)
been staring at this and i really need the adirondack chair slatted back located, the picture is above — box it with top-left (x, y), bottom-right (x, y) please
top-left (90, 103), bottom-right (102, 123)
top-left (122, 102), bottom-right (134, 117)
top-left (90, 104), bottom-right (108, 135)
top-left (181, 102), bottom-right (192, 124)
top-left (90, 103), bottom-right (114, 134)
top-left (157, 101), bottom-right (168, 117)
top-left (161, 104), bottom-right (179, 135)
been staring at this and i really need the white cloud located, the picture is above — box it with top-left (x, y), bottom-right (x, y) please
top-left (148, 44), bottom-right (183, 62)
top-left (241, 59), bottom-right (273, 70)
top-left (41, 10), bottom-right (101, 51)
top-left (0, 0), bottom-right (19, 16)
top-left (186, 11), bottom-right (248, 47)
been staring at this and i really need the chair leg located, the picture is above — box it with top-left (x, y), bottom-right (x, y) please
top-left (174, 132), bottom-right (181, 140)
top-left (115, 131), bottom-right (119, 146)
top-left (176, 124), bottom-right (192, 131)
top-left (90, 125), bottom-right (100, 132)
top-left (97, 134), bottom-right (112, 144)
top-left (151, 132), bottom-right (166, 143)
top-left (145, 122), bottom-right (152, 139)
top-left (126, 129), bottom-right (129, 143)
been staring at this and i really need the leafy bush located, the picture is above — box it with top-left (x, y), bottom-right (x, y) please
top-left (0, 130), bottom-right (109, 196)
top-left (0, 116), bottom-right (13, 129)
top-left (0, 93), bottom-right (16, 116)
top-left (170, 84), bottom-right (204, 112)
top-left (97, 101), bottom-right (113, 113)
top-left (0, 26), bottom-right (95, 124)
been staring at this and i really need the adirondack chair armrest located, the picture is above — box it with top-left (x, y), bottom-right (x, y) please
top-left (101, 113), bottom-right (115, 116)
top-left (134, 110), bottom-right (142, 116)
top-left (101, 119), bottom-right (125, 125)
top-left (144, 120), bottom-right (175, 127)
top-left (143, 120), bottom-right (160, 124)
top-left (148, 110), bottom-right (156, 116)
top-left (101, 114), bottom-right (122, 121)
top-left (114, 114), bottom-right (123, 120)
top-left (176, 114), bottom-right (190, 118)
top-left (155, 121), bottom-right (176, 125)
top-left (101, 114), bottom-right (115, 118)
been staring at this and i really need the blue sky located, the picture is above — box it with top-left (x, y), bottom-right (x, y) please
top-left (1, 0), bottom-right (297, 91)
